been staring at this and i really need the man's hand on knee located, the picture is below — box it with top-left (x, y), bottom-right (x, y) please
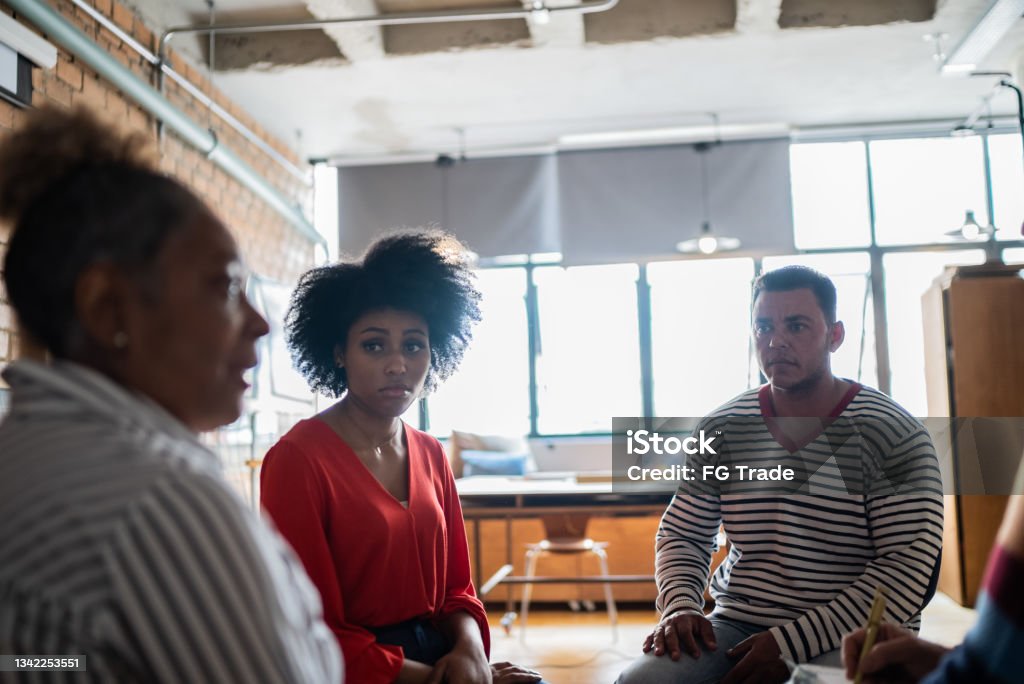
top-left (642, 611), bottom-right (717, 661)
top-left (721, 631), bottom-right (788, 684)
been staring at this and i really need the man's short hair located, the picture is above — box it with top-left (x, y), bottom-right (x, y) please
top-left (752, 265), bottom-right (837, 325)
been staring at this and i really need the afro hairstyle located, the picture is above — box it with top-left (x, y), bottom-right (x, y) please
top-left (286, 230), bottom-right (482, 397)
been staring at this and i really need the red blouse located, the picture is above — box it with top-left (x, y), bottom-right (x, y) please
top-left (260, 419), bottom-right (489, 683)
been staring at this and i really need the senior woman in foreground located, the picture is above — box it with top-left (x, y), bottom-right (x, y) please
top-left (0, 107), bottom-right (340, 683)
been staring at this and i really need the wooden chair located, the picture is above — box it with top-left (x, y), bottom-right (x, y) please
top-left (518, 513), bottom-right (618, 641)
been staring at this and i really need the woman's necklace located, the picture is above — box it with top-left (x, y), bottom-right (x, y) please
top-left (339, 409), bottom-right (400, 457)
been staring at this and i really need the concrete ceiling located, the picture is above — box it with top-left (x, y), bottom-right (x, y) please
top-left (127, 0), bottom-right (1024, 161)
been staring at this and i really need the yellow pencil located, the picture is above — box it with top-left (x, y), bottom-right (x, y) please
top-left (854, 586), bottom-right (888, 684)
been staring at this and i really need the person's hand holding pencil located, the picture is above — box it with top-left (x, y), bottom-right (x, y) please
top-left (842, 588), bottom-right (949, 683)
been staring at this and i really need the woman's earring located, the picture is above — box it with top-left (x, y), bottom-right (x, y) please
top-left (112, 331), bottom-right (128, 349)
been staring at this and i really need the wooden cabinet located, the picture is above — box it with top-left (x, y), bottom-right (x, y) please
top-left (923, 263), bottom-right (1024, 606)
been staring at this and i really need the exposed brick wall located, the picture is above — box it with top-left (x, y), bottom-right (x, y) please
top-left (0, 0), bottom-right (316, 380)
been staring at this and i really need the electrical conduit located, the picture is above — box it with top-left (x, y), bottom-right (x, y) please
top-left (4, 0), bottom-right (325, 249)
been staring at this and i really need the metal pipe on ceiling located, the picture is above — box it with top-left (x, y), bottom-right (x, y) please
top-left (3, 0), bottom-right (325, 249)
top-left (149, 0), bottom-right (618, 184)
top-left (159, 0), bottom-right (618, 45)
top-left (68, 0), bottom-right (311, 186)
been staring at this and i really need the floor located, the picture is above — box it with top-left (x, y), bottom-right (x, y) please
top-left (488, 605), bottom-right (653, 684)
top-left (487, 594), bottom-right (976, 684)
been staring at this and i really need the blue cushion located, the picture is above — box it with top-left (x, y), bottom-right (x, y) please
top-left (461, 449), bottom-right (531, 476)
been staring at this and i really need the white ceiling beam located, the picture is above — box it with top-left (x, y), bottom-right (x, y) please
top-left (735, 0), bottom-right (782, 33)
top-left (522, 0), bottom-right (585, 49)
top-left (305, 0), bottom-right (385, 61)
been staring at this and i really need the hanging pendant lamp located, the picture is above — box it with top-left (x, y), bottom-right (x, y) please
top-left (675, 141), bottom-right (741, 255)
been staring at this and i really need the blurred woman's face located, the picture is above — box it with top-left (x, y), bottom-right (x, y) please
top-left (121, 211), bottom-right (269, 432)
top-left (339, 308), bottom-right (431, 419)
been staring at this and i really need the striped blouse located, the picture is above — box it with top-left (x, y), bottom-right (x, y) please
top-left (0, 360), bottom-right (342, 683)
top-left (655, 383), bottom-right (944, 663)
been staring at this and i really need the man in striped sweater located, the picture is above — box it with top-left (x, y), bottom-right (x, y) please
top-left (618, 265), bottom-right (944, 684)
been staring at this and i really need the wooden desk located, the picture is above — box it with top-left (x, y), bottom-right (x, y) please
top-left (456, 475), bottom-right (671, 608)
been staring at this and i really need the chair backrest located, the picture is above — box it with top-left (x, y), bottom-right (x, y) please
top-left (540, 513), bottom-right (592, 542)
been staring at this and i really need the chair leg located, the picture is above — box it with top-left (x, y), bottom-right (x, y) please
top-left (593, 546), bottom-right (618, 642)
top-left (521, 547), bottom-right (541, 642)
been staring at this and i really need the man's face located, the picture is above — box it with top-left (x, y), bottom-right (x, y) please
top-left (752, 288), bottom-right (844, 393)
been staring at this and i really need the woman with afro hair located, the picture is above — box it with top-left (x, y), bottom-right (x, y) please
top-left (261, 231), bottom-right (542, 684)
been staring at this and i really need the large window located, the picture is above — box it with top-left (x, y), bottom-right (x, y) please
top-left (648, 258), bottom-right (754, 416)
top-left (533, 263), bottom-right (643, 434)
top-left (871, 137), bottom-right (989, 246)
top-left (427, 268), bottom-right (531, 437)
top-left (1002, 247), bottom-right (1024, 264)
top-left (790, 142), bottom-right (871, 250)
top-left (988, 133), bottom-right (1024, 241)
top-left (410, 133), bottom-right (1024, 439)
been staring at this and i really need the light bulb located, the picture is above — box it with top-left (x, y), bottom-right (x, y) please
top-left (959, 210), bottom-right (983, 240)
top-left (698, 236), bottom-right (718, 255)
top-left (530, 1), bottom-right (550, 24)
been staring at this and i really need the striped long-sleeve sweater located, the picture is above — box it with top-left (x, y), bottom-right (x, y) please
top-left (655, 382), bottom-right (944, 663)
top-left (0, 360), bottom-right (341, 683)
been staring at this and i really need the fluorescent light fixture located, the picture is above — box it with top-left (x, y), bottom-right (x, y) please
top-left (942, 0), bottom-right (1024, 75)
top-left (0, 12), bottom-right (57, 69)
top-left (328, 144), bottom-right (556, 167)
top-left (943, 62), bottom-right (980, 74)
top-left (558, 122), bottom-right (790, 149)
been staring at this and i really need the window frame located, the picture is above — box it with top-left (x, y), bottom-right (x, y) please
top-left (418, 128), bottom-right (1024, 438)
